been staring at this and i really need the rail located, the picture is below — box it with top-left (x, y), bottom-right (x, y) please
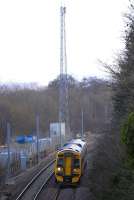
top-left (33, 171), bottom-right (54, 200)
top-left (15, 159), bottom-right (55, 200)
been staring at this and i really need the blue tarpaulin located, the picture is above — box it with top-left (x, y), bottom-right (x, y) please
top-left (16, 135), bottom-right (35, 144)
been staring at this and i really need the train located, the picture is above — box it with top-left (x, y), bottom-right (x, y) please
top-left (54, 139), bottom-right (87, 184)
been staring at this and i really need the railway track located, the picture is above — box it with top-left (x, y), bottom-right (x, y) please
top-left (15, 160), bottom-right (55, 200)
top-left (34, 184), bottom-right (61, 200)
top-left (36, 184), bottom-right (76, 200)
top-left (33, 172), bottom-right (57, 200)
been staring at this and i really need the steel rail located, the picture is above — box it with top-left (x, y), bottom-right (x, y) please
top-left (15, 159), bottom-right (55, 200)
top-left (34, 179), bottom-right (61, 200)
top-left (33, 171), bottom-right (54, 200)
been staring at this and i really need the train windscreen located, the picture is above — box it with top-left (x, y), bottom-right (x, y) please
top-left (74, 159), bottom-right (80, 168)
top-left (57, 158), bottom-right (64, 167)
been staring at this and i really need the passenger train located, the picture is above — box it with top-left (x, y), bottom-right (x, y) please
top-left (54, 139), bottom-right (87, 184)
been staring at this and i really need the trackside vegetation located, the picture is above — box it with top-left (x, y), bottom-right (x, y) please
top-left (121, 112), bottom-right (134, 165)
top-left (95, 1), bottom-right (134, 199)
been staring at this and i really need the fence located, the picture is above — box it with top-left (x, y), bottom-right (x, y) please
top-left (0, 135), bottom-right (62, 184)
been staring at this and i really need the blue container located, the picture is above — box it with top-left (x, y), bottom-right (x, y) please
top-left (16, 135), bottom-right (26, 144)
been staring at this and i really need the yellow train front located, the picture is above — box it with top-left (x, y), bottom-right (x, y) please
top-left (54, 139), bottom-right (87, 184)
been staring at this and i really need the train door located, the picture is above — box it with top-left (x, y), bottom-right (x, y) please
top-left (64, 152), bottom-right (73, 176)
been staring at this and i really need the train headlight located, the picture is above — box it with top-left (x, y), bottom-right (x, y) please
top-left (73, 168), bottom-right (79, 173)
top-left (57, 167), bottom-right (62, 172)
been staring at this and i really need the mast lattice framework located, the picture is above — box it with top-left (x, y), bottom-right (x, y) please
top-left (59, 6), bottom-right (70, 140)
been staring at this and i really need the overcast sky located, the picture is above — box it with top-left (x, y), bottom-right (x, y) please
top-left (0, 0), bottom-right (129, 86)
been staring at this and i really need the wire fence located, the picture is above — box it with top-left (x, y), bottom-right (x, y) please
top-left (0, 135), bottom-right (62, 185)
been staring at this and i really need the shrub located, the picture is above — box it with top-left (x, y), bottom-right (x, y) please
top-left (121, 112), bottom-right (134, 158)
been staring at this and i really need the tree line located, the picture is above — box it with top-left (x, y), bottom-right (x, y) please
top-left (0, 76), bottom-right (112, 144)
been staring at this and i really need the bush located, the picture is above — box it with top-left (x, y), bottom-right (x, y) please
top-left (121, 112), bottom-right (134, 159)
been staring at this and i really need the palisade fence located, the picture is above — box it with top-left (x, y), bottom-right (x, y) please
top-left (0, 122), bottom-right (62, 185)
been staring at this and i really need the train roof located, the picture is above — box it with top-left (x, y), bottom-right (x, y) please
top-left (70, 139), bottom-right (85, 145)
top-left (58, 142), bottom-right (85, 154)
top-left (63, 139), bottom-right (86, 148)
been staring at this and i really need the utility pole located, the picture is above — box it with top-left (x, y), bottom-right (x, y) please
top-left (6, 122), bottom-right (11, 181)
top-left (81, 109), bottom-right (84, 138)
top-left (36, 115), bottom-right (39, 164)
top-left (59, 5), bottom-right (70, 146)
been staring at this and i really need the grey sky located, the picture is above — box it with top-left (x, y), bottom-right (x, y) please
top-left (0, 0), bottom-right (129, 86)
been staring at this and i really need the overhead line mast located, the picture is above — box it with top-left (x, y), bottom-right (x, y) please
top-left (59, 5), bottom-right (70, 144)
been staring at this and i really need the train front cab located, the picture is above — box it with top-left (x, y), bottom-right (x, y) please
top-left (55, 150), bottom-right (82, 184)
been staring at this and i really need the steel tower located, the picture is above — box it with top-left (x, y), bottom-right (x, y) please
top-left (59, 6), bottom-right (70, 144)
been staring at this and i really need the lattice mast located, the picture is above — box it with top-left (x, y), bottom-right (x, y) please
top-left (59, 6), bottom-right (70, 143)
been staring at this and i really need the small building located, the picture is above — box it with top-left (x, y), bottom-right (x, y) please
top-left (50, 122), bottom-right (65, 148)
top-left (50, 122), bottom-right (65, 137)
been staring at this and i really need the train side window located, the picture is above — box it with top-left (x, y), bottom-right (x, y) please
top-left (74, 159), bottom-right (80, 168)
top-left (57, 158), bottom-right (63, 167)
top-left (63, 143), bottom-right (68, 147)
top-left (77, 144), bottom-right (82, 148)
